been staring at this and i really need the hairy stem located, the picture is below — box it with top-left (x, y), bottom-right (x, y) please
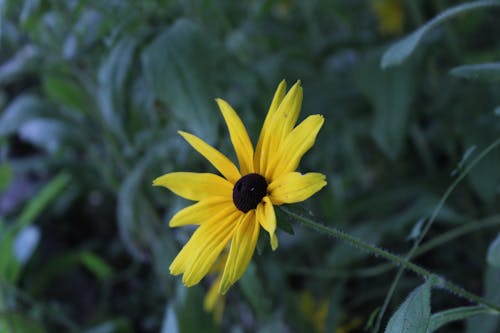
top-left (373, 136), bottom-right (500, 332)
top-left (280, 206), bottom-right (500, 313)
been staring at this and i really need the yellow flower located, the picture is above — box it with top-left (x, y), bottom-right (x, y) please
top-left (298, 291), bottom-right (363, 333)
top-left (153, 80), bottom-right (326, 294)
top-left (299, 291), bottom-right (329, 333)
top-left (371, 0), bottom-right (405, 36)
top-left (203, 253), bottom-right (228, 322)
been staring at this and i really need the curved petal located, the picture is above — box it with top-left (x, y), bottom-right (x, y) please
top-left (178, 131), bottom-right (241, 184)
top-left (204, 275), bottom-right (223, 311)
top-left (216, 99), bottom-right (254, 175)
top-left (261, 81), bottom-right (303, 180)
top-left (153, 172), bottom-right (232, 201)
top-left (254, 80), bottom-right (287, 173)
top-left (268, 172), bottom-right (327, 205)
top-left (256, 196), bottom-right (278, 250)
top-left (270, 115), bottom-right (324, 179)
top-left (170, 209), bottom-right (241, 284)
top-left (219, 211), bottom-right (259, 294)
top-left (169, 197), bottom-right (234, 227)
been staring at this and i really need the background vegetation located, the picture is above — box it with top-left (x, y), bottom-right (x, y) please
top-left (1, 0), bottom-right (499, 332)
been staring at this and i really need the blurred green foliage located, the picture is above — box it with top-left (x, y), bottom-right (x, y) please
top-left (0, 0), bottom-right (499, 332)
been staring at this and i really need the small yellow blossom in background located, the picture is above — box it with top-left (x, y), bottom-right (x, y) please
top-left (154, 80), bottom-right (326, 294)
top-left (298, 291), bottom-right (363, 333)
top-left (203, 253), bottom-right (227, 322)
top-left (299, 291), bottom-right (329, 333)
top-left (370, 0), bottom-right (405, 35)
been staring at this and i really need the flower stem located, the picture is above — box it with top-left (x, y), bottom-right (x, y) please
top-left (280, 206), bottom-right (500, 313)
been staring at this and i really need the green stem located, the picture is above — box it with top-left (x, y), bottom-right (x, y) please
top-left (287, 215), bottom-right (500, 279)
top-left (280, 206), bottom-right (500, 313)
top-left (373, 136), bottom-right (500, 332)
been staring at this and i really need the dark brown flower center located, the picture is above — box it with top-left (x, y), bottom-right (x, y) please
top-left (232, 173), bottom-right (268, 213)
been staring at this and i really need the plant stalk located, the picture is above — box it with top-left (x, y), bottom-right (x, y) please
top-left (280, 206), bottom-right (500, 313)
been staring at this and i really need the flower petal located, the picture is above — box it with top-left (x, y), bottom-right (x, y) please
top-left (169, 197), bottom-right (234, 227)
top-left (261, 81), bottom-right (303, 179)
top-left (170, 209), bottom-right (241, 283)
top-left (268, 172), bottom-right (327, 204)
top-left (204, 275), bottom-right (223, 311)
top-left (270, 115), bottom-right (324, 179)
top-left (204, 275), bottom-right (225, 322)
top-left (216, 98), bottom-right (254, 175)
top-left (178, 131), bottom-right (241, 184)
top-left (254, 80), bottom-right (287, 174)
top-left (219, 211), bottom-right (259, 294)
top-left (153, 172), bottom-right (232, 201)
top-left (256, 196), bottom-right (278, 250)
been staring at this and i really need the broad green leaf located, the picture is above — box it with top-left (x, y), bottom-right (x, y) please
top-left (384, 280), bottom-right (432, 333)
top-left (117, 149), bottom-right (155, 261)
top-left (117, 139), bottom-right (176, 267)
top-left (427, 306), bottom-right (494, 332)
top-left (487, 234), bottom-right (500, 268)
top-left (141, 19), bottom-right (218, 143)
top-left (97, 36), bottom-right (137, 141)
top-left (43, 75), bottom-right (91, 113)
top-left (18, 118), bottom-right (72, 153)
top-left (355, 54), bottom-right (416, 159)
top-left (381, 0), bottom-right (500, 68)
top-left (466, 266), bottom-right (500, 333)
top-left (0, 95), bottom-right (48, 137)
top-left (0, 45), bottom-right (39, 84)
top-left (450, 63), bottom-right (500, 81)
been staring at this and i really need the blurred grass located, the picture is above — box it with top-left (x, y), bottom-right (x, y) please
top-left (0, 0), bottom-right (499, 332)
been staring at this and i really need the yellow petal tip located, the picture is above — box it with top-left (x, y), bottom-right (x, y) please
top-left (271, 234), bottom-right (279, 251)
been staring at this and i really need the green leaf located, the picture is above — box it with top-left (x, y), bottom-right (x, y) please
top-left (0, 95), bottom-right (48, 137)
top-left (0, 45), bottom-right (39, 84)
top-left (97, 36), bottom-right (137, 141)
top-left (43, 75), bottom-right (91, 113)
top-left (465, 134), bottom-right (500, 204)
top-left (450, 63), bottom-right (500, 82)
top-left (466, 266), bottom-right (500, 333)
top-left (17, 173), bottom-right (70, 230)
top-left (0, 312), bottom-right (46, 333)
top-left (0, 173), bottom-right (69, 283)
top-left (29, 251), bottom-right (113, 295)
top-left (0, 164), bottom-right (12, 192)
top-left (427, 306), bottom-right (494, 333)
top-left (18, 118), bottom-right (72, 153)
top-left (141, 19), bottom-right (219, 143)
top-left (487, 234), bottom-right (500, 268)
top-left (79, 252), bottom-right (114, 282)
top-left (354, 55), bottom-right (416, 159)
top-left (381, 0), bottom-right (500, 68)
top-left (384, 280), bottom-right (432, 333)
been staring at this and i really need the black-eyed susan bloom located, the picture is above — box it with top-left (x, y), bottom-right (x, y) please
top-left (153, 80), bottom-right (326, 294)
